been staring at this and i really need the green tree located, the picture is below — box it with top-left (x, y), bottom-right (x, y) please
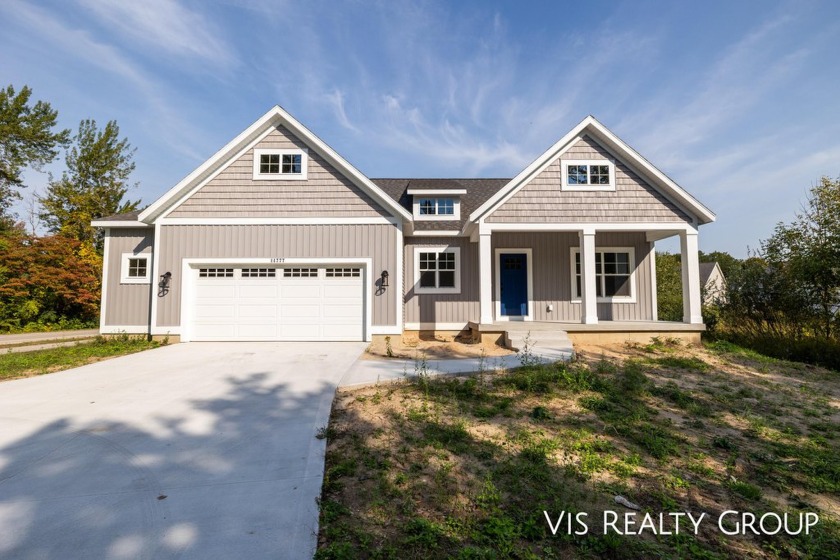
top-left (0, 85), bottom-right (70, 229)
top-left (699, 250), bottom-right (740, 278)
top-left (40, 119), bottom-right (140, 251)
top-left (656, 252), bottom-right (683, 321)
top-left (762, 176), bottom-right (840, 338)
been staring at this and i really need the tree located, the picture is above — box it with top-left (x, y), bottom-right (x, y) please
top-left (699, 250), bottom-right (740, 278)
top-left (39, 119), bottom-right (140, 251)
top-left (762, 176), bottom-right (840, 338)
top-left (656, 252), bottom-right (683, 321)
top-left (0, 85), bottom-right (70, 229)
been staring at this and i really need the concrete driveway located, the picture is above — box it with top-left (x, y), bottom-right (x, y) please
top-left (0, 341), bottom-right (367, 559)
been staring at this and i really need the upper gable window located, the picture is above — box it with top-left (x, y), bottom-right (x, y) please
top-left (413, 197), bottom-right (460, 220)
top-left (562, 160), bottom-right (615, 191)
top-left (252, 148), bottom-right (308, 180)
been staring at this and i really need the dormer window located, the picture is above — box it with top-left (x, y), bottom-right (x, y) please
top-left (253, 148), bottom-right (308, 180)
top-left (419, 198), bottom-right (454, 216)
top-left (562, 159), bottom-right (615, 191)
top-left (408, 188), bottom-right (465, 220)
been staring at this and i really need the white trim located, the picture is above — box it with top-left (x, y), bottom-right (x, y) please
top-left (395, 222), bottom-right (404, 333)
top-left (480, 221), bottom-right (695, 234)
top-left (100, 326), bottom-right (149, 334)
top-left (412, 197), bottom-right (461, 221)
top-left (494, 248), bottom-right (534, 321)
top-left (649, 245), bottom-right (658, 321)
top-left (469, 115), bottom-right (715, 225)
top-left (413, 246), bottom-right (462, 295)
top-left (406, 188), bottom-right (467, 195)
top-left (411, 230), bottom-right (461, 237)
top-left (370, 325), bottom-right (402, 335)
top-left (178, 257), bottom-right (374, 343)
top-left (252, 148), bottom-right (308, 181)
top-left (139, 105), bottom-right (412, 223)
top-left (404, 322), bottom-right (469, 331)
top-left (569, 246), bottom-right (637, 304)
top-left (100, 229), bottom-right (111, 331)
top-left (561, 159), bottom-right (616, 191)
top-left (120, 252), bottom-right (152, 284)
top-left (91, 220), bottom-right (151, 228)
top-left (478, 233), bottom-right (493, 324)
top-left (158, 216), bottom-right (398, 226)
top-left (150, 221), bottom-right (161, 333)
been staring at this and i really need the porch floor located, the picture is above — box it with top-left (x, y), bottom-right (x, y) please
top-left (468, 320), bottom-right (705, 333)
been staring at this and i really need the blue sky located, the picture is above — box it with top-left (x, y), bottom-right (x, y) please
top-left (2, 0), bottom-right (839, 256)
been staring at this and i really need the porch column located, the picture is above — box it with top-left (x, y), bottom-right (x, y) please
top-left (579, 230), bottom-right (598, 324)
top-left (479, 232), bottom-right (493, 324)
top-left (680, 229), bottom-right (703, 324)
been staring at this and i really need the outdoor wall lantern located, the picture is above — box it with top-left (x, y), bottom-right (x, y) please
top-left (158, 271), bottom-right (172, 296)
top-left (380, 270), bottom-right (389, 288)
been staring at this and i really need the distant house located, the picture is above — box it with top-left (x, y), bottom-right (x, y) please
top-left (92, 106), bottom-right (716, 345)
top-left (699, 262), bottom-right (726, 305)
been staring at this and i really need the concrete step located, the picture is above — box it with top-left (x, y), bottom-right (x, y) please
top-left (503, 328), bottom-right (574, 363)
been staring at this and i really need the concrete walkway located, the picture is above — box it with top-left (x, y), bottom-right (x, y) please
top-left (0, 341), bottom-right (366, 560)
top-left (0, 329), bottom-right (99, 352)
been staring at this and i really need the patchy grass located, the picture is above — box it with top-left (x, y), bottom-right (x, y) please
top-left (318, 340), bottom-right (840, 559)
top-left (0, 334), bottom-right (164, 381)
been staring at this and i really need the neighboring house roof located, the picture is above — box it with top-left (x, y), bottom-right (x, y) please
top-left (469, 115), bottom-right (716, 226)
top-left (373, 178), bottom-right (509, 232)
top-left (699, 262), bottom-right (718, 286)
top-left (137, 105), bottom-right (413, 224)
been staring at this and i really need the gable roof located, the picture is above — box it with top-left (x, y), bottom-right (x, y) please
top-left (469, 115), bottom-right (716, 225)
top-left (138, 106), bottom-right (412, 223)
top-left (699, 262), bottom-right (723, 286)
top-left (374, 178), bottom-right (509, 232)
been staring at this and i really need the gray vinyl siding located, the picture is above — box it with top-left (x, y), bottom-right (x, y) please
top-left (104, 228), bottom-right (153, 327)
top-left (169, 126), bottom-right (391, 218)
top-left (155, 224), bottom-right (398, 328)
top-left (403, 232), bottom-right (654, 326)
top-left (487, 135), bottom-right (691, 223)
top-left (493, 232), bottom-right (655, 321)
top-left (404, 237), bottom-right (479, 325)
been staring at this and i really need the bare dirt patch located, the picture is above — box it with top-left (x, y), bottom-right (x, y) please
top-left (364, 332), bottom-right (514, 360)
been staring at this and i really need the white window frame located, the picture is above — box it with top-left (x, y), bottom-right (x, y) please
top-left (120, 253), bottom-right (151, 284)
top-left (561, 159), bottom-right (616, 191)
top-left (412, 197), bottom-right (461, 221)
top-left (570, 246), bottom-right (636, 303)
top-left (414, 246), bottom-right (461, 294)
top-left (252, 148), bottom-right (308, 180)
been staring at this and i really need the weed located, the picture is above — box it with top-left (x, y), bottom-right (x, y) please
top-left (316, 425), bottom-right (336, 440)
top-left (728, 480), bottom-right (762, 500)
top-left (517, 332), bottom-right (543, 367)
top-left (385, 336), bottom-right (394, 358)
top-left (531, 406), bottom-right (551, 420)
top-left (712, 435), bottom-right (736, 450)
top-left (652, 355), bottom-right (711, 371)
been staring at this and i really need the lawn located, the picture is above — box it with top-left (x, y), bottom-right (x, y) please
top-left (0, 334), bottom-right (164, 381)
top-left (317, 338), bottom-right (840, 559)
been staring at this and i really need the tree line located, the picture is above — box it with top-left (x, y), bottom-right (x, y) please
top-left (0, 84), bottom-right (139, 331)
top-left (658, 176), bottom-right (840, 369)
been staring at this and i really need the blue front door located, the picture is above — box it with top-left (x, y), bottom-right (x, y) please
top-left (499, 253), bottom-right (528, 317)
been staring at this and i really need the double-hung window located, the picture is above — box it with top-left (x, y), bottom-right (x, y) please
top-left (562, 160), bottom-right (615, 190)
top-left (253, 149), bottom-right (308, 180)
top-left (121, 253), bottom-right (151, 284)
top-left (571, 248), bottom-right (634, 301)
top-left (415, 247), bottom-right (460, 293)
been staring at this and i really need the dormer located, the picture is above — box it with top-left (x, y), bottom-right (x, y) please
top-left (408, 187), bottom-right (466, 221)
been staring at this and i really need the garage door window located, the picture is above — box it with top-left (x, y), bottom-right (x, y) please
top-left (242, 268), bottom-right (276, 278)
top-left (199, 268), bottom-right (234, 278)
top-left (283, 267), bottom-right (318, 278)
top-left (325, 268), bottom-right (361, 277)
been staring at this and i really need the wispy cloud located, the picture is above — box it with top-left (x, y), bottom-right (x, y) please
top-left (77, 0), bottom-right (236, 67)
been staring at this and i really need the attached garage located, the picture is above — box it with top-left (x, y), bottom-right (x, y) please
top-left (184, 263), bottom-right (368, 342)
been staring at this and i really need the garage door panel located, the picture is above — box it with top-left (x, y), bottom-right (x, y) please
top-left (191, 266), bottom-right (364, 341)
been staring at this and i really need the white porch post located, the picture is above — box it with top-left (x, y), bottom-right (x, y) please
top-left (680, 229), bottom-right (703, 324)
top-left (479, 232), bottom-right (493, 324)
top-left (579, 229), bottom-right (598, 324)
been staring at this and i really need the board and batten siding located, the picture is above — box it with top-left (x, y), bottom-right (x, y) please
top-left (487, 135), bottom-right (690, 223)
top-left (404, 237), bottom-right (480, 326)
top-left (493, 232), bottom-right (655, 321)
top-left (104, 228), bottom-right (154, 327)
top-left (155, 224), bottom-right (397, 328)
top-left (168, 126), bottom-right (390, 218)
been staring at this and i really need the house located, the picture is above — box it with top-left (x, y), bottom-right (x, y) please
top-left (92, 106), bottom-right (715, 346)
top-left (699, 262), bottom-right (727, 305)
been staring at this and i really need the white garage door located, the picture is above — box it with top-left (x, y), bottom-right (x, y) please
top-left (191, 266), bottom-right (364, 341)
